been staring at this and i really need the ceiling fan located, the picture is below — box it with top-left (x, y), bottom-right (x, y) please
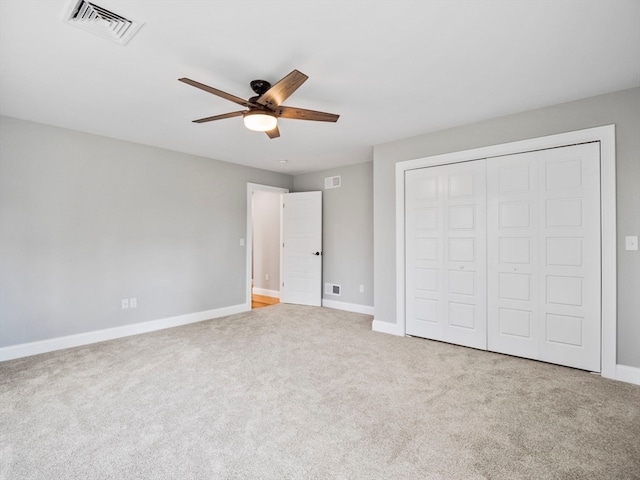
top-left (178, 69), bottom-right (339, 139)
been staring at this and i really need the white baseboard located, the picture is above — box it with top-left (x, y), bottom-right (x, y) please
top-left (252, 288), bottom-right (280, 298)
top-left (614, 364), bottom-right (640, 385)
top-left (0, 303), bottom-right (248, 362)
top-left (322, 299), bottom-right (374, 316)
top-left (371, 319), bottom-right (404, 336)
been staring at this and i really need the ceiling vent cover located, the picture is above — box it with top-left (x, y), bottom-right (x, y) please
top-left (64, 0), bottom-right (143, 45)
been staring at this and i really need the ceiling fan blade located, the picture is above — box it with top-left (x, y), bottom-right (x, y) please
top-left (277, 106), bottom-right (339, 122)
top-left (256, 70), bottom-right (308, 109)
top-left (179, 78), bottom-right (256, 108)
top-left (265, 125), bottom-right (280, 139)
top-left (192, 111), bottom-right (245, 123)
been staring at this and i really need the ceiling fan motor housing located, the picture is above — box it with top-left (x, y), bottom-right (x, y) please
top-left (250, 80), bottom-right (271, 95)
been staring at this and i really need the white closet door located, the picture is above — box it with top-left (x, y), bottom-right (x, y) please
top-left (406, 168), bottom-right (444, 340)
top-left (487, 156), bottom-right (540, 359)
top-left (539, 144), bottom-right (601, 371)
top-left (488, 143), bottom-right (601, 371)
top-left (406, 160), bottom-right (487, 349)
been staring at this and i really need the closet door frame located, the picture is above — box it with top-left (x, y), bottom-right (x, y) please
top-left (395, 125), bottom-right (616, 379)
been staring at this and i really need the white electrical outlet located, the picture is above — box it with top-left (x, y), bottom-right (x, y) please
top-left (265, 273), bottom-right (269, 281)
top-left (130, 298), bottom-right (137, 308)
top-left (359, 284), bottom-right (364, 293)
top-left (121, 299), bottom-right (129, 309)
top-left (625, 236), bottom-right (638, 251)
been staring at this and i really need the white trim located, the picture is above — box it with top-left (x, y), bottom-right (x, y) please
top-left (246, 183), bottom-right (289, 310)
top-left (598, 131), bottom-right (617, 380)
top-left (252, 287), bottom-right (280, 298)
top-left (614, 365), bottom-right (640, 386)
top-left (322, 299), bottom-right (374, 316)
top-left (395, 126), bottom-right (618, 380)
top-left (372, 319), bottom-right (404, 336)
top-left (0, 304), bottom-right (247, 362)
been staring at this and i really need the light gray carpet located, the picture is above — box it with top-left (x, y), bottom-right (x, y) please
top-left (1, 304), bottom-right (639, 480)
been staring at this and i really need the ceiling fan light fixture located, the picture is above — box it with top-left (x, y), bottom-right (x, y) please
top-left (179, 69), bottom-right (339, 139)
top-left (243, 111), bottom-right (277, 132)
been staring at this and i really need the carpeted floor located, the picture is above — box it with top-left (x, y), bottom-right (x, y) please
top-left (1, 304), bottom-right (639, 480)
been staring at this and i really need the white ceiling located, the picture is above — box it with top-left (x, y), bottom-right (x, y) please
top-left (1, 1), bottom-right (639, 175)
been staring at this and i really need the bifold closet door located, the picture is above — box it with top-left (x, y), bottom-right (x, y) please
top-left (405, 160), bottom-right (487, 350)
top-left (487, 143), bottom-right (601, 372)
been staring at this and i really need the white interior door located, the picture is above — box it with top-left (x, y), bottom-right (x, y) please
top-left (280, 191), bottom-right (322, 306)
top-left (406, 160), bottom-right (487, 349)
top-left (487, 143), bottom-right (601, 371)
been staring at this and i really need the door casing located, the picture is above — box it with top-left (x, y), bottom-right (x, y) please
top-left (246, 183), bottom-right (289, 310)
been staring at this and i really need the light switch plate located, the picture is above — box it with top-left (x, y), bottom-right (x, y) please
top-left (625, 236), bottom-right (638, 251)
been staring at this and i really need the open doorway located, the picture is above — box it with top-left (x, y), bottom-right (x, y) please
top-left (246, 183), bottom-right (288, 309)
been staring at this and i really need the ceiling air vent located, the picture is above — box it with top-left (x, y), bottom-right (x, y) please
top-left (63, 0), bottom-right (143, 45)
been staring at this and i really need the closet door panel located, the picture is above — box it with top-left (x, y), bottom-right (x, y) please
top-left (443, 161), bottom-right (487, 349)
top-left (488, 143), bottom-right (601, 371)
top-left (406, 161), bottom-right (487, 350)
top-left (488, 158), bottom-right (540, 359)
top-left (405, 169), bottom-right (445, 340)
top-left (539, 143), bottom-right (601, 371)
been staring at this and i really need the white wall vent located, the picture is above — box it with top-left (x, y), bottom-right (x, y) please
top-left (324, 283), bottom-right (341, 296)
top-left (63, 0), bottom-right (144, 46)
top-left (324, 176), bottom-right (341, 189)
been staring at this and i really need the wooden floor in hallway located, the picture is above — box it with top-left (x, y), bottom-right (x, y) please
top-left (251, 294), bottom-right (279, 309)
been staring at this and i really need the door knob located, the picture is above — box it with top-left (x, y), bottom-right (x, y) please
top-left (312, 252), bottom-right (321, 256)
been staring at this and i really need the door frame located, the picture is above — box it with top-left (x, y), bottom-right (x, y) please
top-left (246, 183), bottom-right (289, 310)
top-left (395, 125), bottom-right (616, 379)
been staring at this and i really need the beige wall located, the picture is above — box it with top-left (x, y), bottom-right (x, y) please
top-left (0, 116), bottom-right (293, 347)
top-left (294, 162), bottom-right (374, 307)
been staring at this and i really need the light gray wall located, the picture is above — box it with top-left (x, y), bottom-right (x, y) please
top-left (373, 87), bottom-right (640, 368)
top-left (294, 162), bottom-right (373, 307)
top-left (0, 116), bottom-right (292, 347)
top-left (252, 190), bottom-right (280, 294)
